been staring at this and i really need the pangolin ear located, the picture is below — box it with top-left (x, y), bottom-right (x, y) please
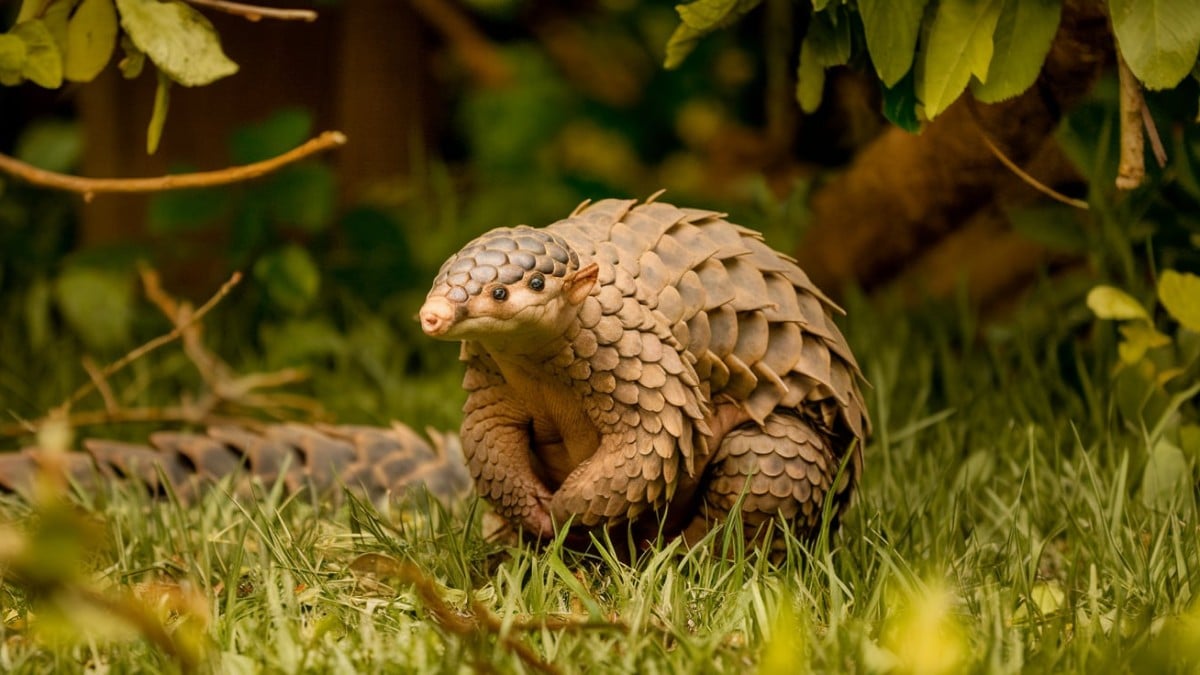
top-left (565, 262), bottom-right (598, 305)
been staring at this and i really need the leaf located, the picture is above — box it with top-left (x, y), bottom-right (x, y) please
top-left (1140, 438), bottom-right (1191, 510)
top-left (115, 0), bottom-right (238, 86)
top-left (1087, 285), bottom-right (1149, 321)
top-left (916, 0), bottom-right (1004, 119)
top-left (118, 33), bottom-right (144, 78)
top-left (677, 0), bottom-right (739, 30)
top-left (1158, 269), bottom-right (1200, 331)
top-left (859, 0), bottom-right (930, 87)
top-left (147, 71), bottom-right (170, 154)
top-left (265, 164), bottom-right (335, 232)
top-left (147, 175), bottom-right (230, 234)
top-left (0, 35), bottom-right (28, 72)
top-left (65, 0), bottom-right (118, 82)
top-left (1118, 322), bottom-right (1171, 365)
top-left (1109, 0), bottom-right (1200, 90)
top-left (795, 8), bottom-right (852, 113)
top-left (53, 263), bottom-right (134, 352)
top-left (806, 8), bottom-right (853, 68)
top-left (665, 0), bottom-right (762, 69)
top-left (254, 244), bottom-right (320, 314)
top-left (15, 119), bottom-right (82, 172)
top-left (230, 108), bottom-right (312, 164)
top-left (888, 66), bottom-right (921, 132)
top-left (795, 38), bottom-right (826, 113)
top-left (13, 20), bottom-right (64, 88)
top-left (971, 0), bottom-right (1061, 103)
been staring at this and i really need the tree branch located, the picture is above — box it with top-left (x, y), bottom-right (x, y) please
top-left (1115, 49), bottom-right (1145, 190)
top-left (185, 0), bottom-right (317, 22)
top-left (0, 131), bottom-right (346, 201)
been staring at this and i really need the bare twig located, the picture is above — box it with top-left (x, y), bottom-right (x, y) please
top-left (81, 357), bottom-right (119, 414)
top-left (1141, 101), bottom-right (1167, 169)
top-left (56, 272), bottom-right (243, 414)
top-left (1115, 49), bottom-right (1146, 190)
top-left (967, 100), bottom-right (1089, 210)
top-left (0, 131), bottom-right (346, 201)
top-left (392, 562), bottom-right (560, 675)
top-left (186, 0), bottom-right (317, 21)
top-left (410, 0), bottom-right (511, 87)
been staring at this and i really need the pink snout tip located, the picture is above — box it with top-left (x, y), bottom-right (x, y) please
top-left (419, 296), bottom-right (456, 336)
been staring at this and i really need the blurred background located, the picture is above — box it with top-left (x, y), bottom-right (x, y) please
top-left (1, 0), bottom-right (1198, 445)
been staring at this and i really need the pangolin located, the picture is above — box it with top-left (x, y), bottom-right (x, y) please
top-left (418, 197), bottom-right (868, 547)
top-left (0, 424), bottom-right (472, 509)
top-left (0, 197), bottom-right (867, 550)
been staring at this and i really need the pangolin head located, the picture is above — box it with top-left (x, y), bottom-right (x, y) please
top-left (419, 226), bottom-right (597, 347)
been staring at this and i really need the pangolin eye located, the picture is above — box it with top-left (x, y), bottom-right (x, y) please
top-left (491, 286), bottom-right (508, 301)
top-left (529, 274), bottom-right (545, 291)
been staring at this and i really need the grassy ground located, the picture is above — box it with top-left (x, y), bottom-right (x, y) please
top-left (1, 289), bottom-right (1198, 674)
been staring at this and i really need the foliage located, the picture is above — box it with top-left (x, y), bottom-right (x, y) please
top-left (1, 0), bottom-right (238, 152)
top-left (667, 0), bottom-right (1200, 128)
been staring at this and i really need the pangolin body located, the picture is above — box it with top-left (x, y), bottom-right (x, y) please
top-left (0, 197), bottom-right (868, 551)
top-left (419, 197), bottom-right (868, 546)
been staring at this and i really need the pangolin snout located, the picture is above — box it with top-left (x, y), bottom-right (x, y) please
top-left (419, 296), bottom-right (457, 337)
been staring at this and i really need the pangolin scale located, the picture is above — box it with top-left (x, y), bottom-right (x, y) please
top-left (0, 197), bottom-right (868, 551)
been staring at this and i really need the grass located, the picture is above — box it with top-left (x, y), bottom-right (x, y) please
top-left (1, 287), bottom-right (1199, 674)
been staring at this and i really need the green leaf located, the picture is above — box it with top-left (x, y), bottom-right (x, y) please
top-left (1109, 0), bottom-right (1200, 91)
top-left (859, 0), bottom-right (930, 87)
top-left (1158, 269), bottom-right (1200, 331)
top-left (665, 0), bottom-right (762, 69)
top-left (916, 0), bottom-right (1004, 119)
top-left (147, 172), bottom-right (230, 234)
top-left (1118, 322), bottom-right (1171, 365)
top-left (115, 0), bottom-right (238, 86)
top-left (883, 70), bottom-right (922, 132)
top-left (147, 71), bottom-right (170, 154)
top-left (42, 0), bottom-right (74, 53)
top-left (1087, 285), bottom-right (1149, 321)
top-left (807, 8), bottom-right (853, 68)
top-left (795, 8), bottom-right (852, 113)
top-left (796, 41), bottom-right (825, 112)
top-left (15, 119), bottom-right (82, 172)
top-left (796, 38), bottom-right (826, 113)
top-left (266, 164), bottom-right (335, 232)
top-left (118, 33), bottom-right (144, 78)
top-left (65, 0), bottom-right (118, 82)
top-left (0, 35), bottom-right (28, 72)
top-left (16, 0), bottom-right (48, 23)
top-left (53, 263), bottom-right (134, 352)
top-left (13, 20), bottom-right (64, 88)
top-left (230, 108), bottom-right (313, 164)
top-left (254, 244), bottom-right (320, 314)
top-left (1141, 438), bottom-right (1191, 510)
top-left (970, 0), bottom-right (1061, 103)
top-left (677, 0), bottom-right (739, 30)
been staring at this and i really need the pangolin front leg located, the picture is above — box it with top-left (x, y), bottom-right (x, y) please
top-left (460, 372), bottom-right (556, 538)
